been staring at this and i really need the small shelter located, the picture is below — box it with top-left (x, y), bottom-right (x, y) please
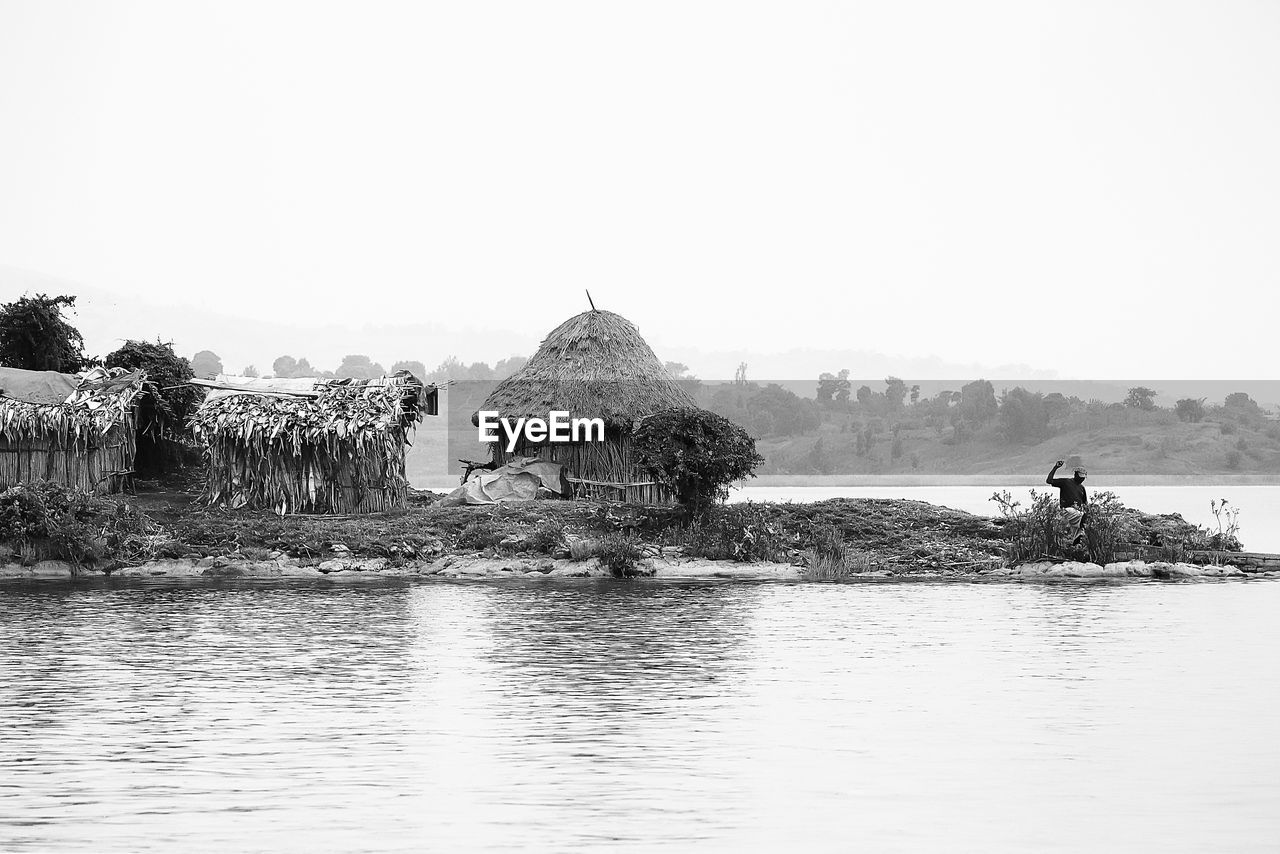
top-left (191, 372), bottom-right (437, 514)
top-left (0, 366), bottom-right (146, 494)
top-left (474, 309), bottom-right (696, 503)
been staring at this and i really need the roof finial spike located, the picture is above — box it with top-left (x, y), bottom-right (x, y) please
top-left (585, 289), bottom-right (597, 311)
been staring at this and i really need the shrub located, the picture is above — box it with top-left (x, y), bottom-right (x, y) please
top-left (800, 526), bottom-right (874, 580)
top-left (453, 517), bottom-right (507, 551)
top-left (1226, 450), bottom-right (1242, 470)
top-left (0, 481), bottom-right (159, 565)
top-left (527, 520), bottom-right (566, 554)
top-left (632, 408), bottom-right (764, 518)
top-left (595, 532), bottom-right (645, 577)
top-left (990, 489), bottom-right (1133, 566)
top-left (680, 503), bottom-right (791, 562)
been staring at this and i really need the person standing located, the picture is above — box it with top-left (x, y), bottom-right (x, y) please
top-left (1046, 459), bottom-right (1088, 547)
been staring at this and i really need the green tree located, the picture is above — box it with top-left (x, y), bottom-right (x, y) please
top-left (999, 387), bottom-right (1050, 443)
top-left (958, 379), bottom-right (998, 424)
top-left (104, 340), bottom-right (200, 477)
top-left (190, 350), bottom-right (223, 380)
top-left (272, 355), bottom-right (298, 377)
top-left (0, 293), bottom-right (88, 372)
top-left (1124, 387), bottom-right (1158, 410)
top-left (391, 360), bottom-right (427, 379)
top-left (1175, 398), bottom-right (1206, 422)
top-left (243, 365), bottom-right (259, 378)
top-left (336, 354), bottom-right (387, 379)
top-left (884, 376), bottom-right (907, 410)
top-left (633, 408), bottom-right (764, 517)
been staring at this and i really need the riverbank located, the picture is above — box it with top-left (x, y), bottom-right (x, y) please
top-left (0, 482), bottom-right (1270, 583)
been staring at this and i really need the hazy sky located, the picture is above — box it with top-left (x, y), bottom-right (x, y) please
top-left (1, 1), bottom-right (1277, 379)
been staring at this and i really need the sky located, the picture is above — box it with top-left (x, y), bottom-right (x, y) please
top-left (1, 1), bottom-right (1277, 380)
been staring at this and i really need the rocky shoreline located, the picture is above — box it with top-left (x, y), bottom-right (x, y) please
top-left (2, 554), bottom-right (1274, 582)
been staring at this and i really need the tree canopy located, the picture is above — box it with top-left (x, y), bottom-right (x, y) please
top-left (0, 293), bottom-right (89, 372)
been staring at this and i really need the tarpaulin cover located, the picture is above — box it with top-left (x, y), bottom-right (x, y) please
top-left (0, 367), bottom-right (79, 405)
top-left (441, 458), bottom-right (571, 506)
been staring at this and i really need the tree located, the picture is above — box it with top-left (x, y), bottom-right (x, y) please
top-left (856, 385), bottom-right (872, 406)
top-left (0, 293), bottom-right (88, 372)
top-left (817, 369), bottom-right (851, 405)
top-left (336, 354), bottom-right (387, 380)
top-left (1175, 398), bottom-right (1206, 423)
top-left (1124, 387), bottom-right (1158, 410)
top-left (807, 436), bottom-right (833, 474)
top-left (242, 365), bottom-right (259, 378)
top-left (272, 355), bottom-right (298, 377)
top-left (1043, 392), bottom-right (1071, 421)
top-left (958, 379), bottom-right (998, 424)
top-left (884, 377), bottom-right (908, 410)
top-left (633, 408), bottom-right (764, 517)
top-left (1224, 392), bottom-right (1261, 414)
top-left (909, 384), bottom-right (921, 406)
top-left (190, 350), bottom-right (223, 380)
top-left (999, 387), bottom-right (1050, 443)
top-left (104, 340), bottom-right (200, 477)
top-left (734, 362), bottom-right (748, 386)
top-left (493, 356), bottom-right (528, 379)
top-left (391, 360), bottom-right (427, 379)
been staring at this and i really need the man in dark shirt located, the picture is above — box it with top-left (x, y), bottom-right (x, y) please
top-left (1047, 460), bottom-right (1088, 548)
top-left (1046, 459), bottom-right (1087, 509)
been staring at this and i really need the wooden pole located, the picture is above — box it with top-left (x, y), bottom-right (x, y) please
top-left (586, 290), bottom-right (597, 311)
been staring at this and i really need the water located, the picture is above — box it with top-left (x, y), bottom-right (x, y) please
top-left (3, 579), bottom-right (1279, 852)
top-left (732, 485), bottom-right (1276, 551)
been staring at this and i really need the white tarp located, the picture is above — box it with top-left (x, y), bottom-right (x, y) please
top-left (441, 458), bottom-right (570, 505)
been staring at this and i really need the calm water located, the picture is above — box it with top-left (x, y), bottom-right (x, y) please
top-left (3, 579), bottom-right (1279, 852)
top-left (732, 485), bottom-right (1280, 552)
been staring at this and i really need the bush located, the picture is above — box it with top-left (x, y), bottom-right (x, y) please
top-left (594, 532), bottom-right (645, 577)
top-left (990, 489), bottom-right (1133, 566)
top-left (527, 520), bottom-right (566, 554)
top-left (0, 481), bottom-right (159, 565)
top-left (800, 526), bottom-right (873, 580)
top-left (679, 503), bottom-right (791, 562)
top-left (453, 518), bottom-right (507, 551)
top-left (632, 408), bottom-right (764, 518)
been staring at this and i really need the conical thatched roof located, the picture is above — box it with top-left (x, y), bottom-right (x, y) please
top-left (475, 309), bottom-right (696, 430)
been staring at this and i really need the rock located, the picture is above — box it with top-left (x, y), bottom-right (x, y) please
top-left (524, 570), bottom-right (544, 577)
top-left (455, 564), bottom-right (495, 576)
top-left (317, 559), bottom-right (347, 573)
top-left (355, 557), bottom-right (389, 572)
top-left (331, 543), bottom-right (350, 555)
top-left (202, 564), bottom-right (246, 578)
top-left (499, 534), bottom-right (528, 549)
top-left (1105, 561), bottom-right (1154, 577)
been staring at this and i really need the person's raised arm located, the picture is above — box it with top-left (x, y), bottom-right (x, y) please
top-left (1047, 460), bottom-right (1063, 485)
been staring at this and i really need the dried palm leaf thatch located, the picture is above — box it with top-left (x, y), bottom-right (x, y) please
top-left (0, 367), bottom-right (145, 494)
top-left (474, 310), bottom-right (696, 430)
top-left (191, 374), bottom-right (428, 515)
top-left (473, 310), bottom-right (694, 504)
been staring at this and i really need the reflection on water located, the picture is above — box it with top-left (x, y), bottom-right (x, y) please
top-left (3, 579), bottom-right (1280, 852)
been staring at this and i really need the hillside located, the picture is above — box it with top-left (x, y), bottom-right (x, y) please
top-left (757, 408), bottom-right (1280, 476)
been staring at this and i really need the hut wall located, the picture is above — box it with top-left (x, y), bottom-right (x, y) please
top-left (489, 432), bottom-right (674, 505)
top-left (0, 414), bottom-right (137, 495)
top-left (203, 433), bottom-right (410, 514)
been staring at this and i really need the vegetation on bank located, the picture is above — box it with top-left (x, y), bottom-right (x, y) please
top-left (0, 480), bottom-right (1244, 577)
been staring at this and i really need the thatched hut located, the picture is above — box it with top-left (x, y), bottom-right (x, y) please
top-left (191, 373), bottom-right (437, 514)
top-left (474, 309), bottom-right (696, 503)
top-left (0, 366), bottom-right (146, 494)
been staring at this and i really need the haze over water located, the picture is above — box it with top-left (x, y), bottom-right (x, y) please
top-left (3, 579), bottom-right (1278, 852)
